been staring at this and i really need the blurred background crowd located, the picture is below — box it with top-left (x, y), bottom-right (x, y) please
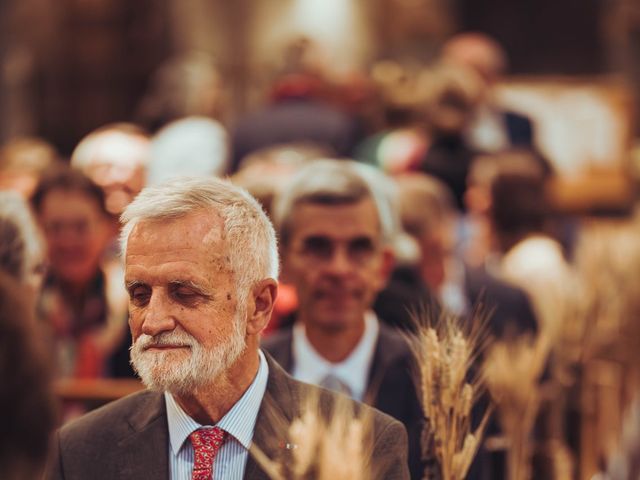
top-left (3, 0), bottom-right (640, 479)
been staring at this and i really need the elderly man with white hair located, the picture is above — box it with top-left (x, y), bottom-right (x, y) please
top-left (47, 177), bottom-right (410, 480)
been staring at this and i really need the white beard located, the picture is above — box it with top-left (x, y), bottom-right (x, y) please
top-left (129, 315), bottom-right (247, 395)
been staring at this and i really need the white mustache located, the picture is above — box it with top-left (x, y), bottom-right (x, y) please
top-left (134, 330), bottom-right (197, 350)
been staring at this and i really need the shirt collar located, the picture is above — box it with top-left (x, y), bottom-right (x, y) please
top-left (165, 349), bottom-right (269, 455)
top-left (292, 311), bottom-right (379, 401)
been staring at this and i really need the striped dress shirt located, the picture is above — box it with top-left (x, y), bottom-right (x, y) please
top-left (165, 350), bottom-right (269, 479)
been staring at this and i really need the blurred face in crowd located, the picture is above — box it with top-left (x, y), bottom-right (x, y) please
top-left (125, 210), bottom-right (248, 394)
top-left (39, 189), bottom-right (110, 287)
top-left (79, 132), bottom-right (150, 215)
top-left (281, 198), bottom-right (392, 333)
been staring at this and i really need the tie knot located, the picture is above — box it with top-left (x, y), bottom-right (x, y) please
top-left (319, 373), bottom-right (352, 397)
top-left (190, 427), bottom-right (226, 449)
top-left (189, 427), bottom-right (227, 480)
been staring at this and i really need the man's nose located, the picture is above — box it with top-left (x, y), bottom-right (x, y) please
top-left (325, 246), bottom-right (353, 275)
top-left (141, 291), bottom-right (176, 336)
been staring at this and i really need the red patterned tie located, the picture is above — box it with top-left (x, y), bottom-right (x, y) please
top-left (189, 427), bottom-right (227, 480)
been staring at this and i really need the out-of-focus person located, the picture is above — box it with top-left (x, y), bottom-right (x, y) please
top-left (230, 143), bottom-right (332, 335)
top-left (441, 32), bottom-right (535, 152)
top-left (416, 63), bottom-right (483, 211)
top-left (70, 123), bottom-right (151, 217)
top-left (0, 190), bottom-right (46, 297)
top-left (230, 39), bottom-right (362, 173)
top-left (45, 176), bottom-right (409, 480)
top-left (481, 150), bottom-right (571, 342)
top-left (375, 172), bottom-right (538, 338)
top-left (31, 167), bottom-right (129, 379)
top-left (353, 61), bottom-right (430, 174)
top-left (147, 116), bottom-right (229, 185)
top-left (263, 159), bottom-right (426, 479)
top-left (135, 51), bottom-right (226, 132)
top-left (463, 147), bottom-right (553, 266)
top-left (0, 136), bottom-right (61, 199)
top-left (0, 270), bottom-right (57, 480)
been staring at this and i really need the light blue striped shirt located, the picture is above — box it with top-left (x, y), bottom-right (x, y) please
top-left (165, 350), bottom-right (269, 480)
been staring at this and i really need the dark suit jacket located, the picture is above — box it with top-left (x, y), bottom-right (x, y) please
top-left (262, 322), bottom-right (426, 480)
top-left (47, 354), bottom-right (409, 480)
top-left (374, 265), bottom-right (538, 338)
top-left (504, 111), bottom-right (533, 147)
top-left (464, 265), bottom-right (538, 338)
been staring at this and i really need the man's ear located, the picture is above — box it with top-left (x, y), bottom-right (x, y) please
top-left (246, 278), bottom-right (278, 336)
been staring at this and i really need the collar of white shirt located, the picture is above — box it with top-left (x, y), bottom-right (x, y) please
top-left (291, 311), bottom-right (380, 401)
top-left (165, 349), bottom-right (269, 455)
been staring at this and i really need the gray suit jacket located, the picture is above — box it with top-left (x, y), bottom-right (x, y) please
top-left (47, 354), bottom-right (409, 479)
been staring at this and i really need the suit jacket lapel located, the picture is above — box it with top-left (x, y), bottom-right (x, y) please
top-left (265, 328), bottom-right (294, 372)
top-left (117, 392), bottom-right (170, 479)
top-left (245, 354), bottom-right (298, 480)
top-left (364, 324), bottom-right (396, 404)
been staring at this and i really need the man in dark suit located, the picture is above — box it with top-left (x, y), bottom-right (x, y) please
top-left (441, 32), bottom-right (536, 154)
top-left (376, 172), bottom-right (538, 337)
top-left (262, 160), bottom-right (427, 479)
top-left (47, 177), bottom-right (409, 480)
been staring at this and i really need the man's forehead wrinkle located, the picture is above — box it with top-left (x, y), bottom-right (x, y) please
top-left (133, 209), bottom-right (223, 233)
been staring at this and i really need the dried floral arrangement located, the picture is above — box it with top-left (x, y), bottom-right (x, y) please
top-left (250, 392), bottom-right (375, 480)
top-left (408, 310), bottom-right (491, 480)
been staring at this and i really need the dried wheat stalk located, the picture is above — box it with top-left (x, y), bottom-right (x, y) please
top-left (483, 335), bottom-right (548, 480)
top-left (250, 392), bottom-right (373, 480)
top-left (570, 217), bottom-right (640, 474)
top-left (410, 312), bottom-right (490, 480)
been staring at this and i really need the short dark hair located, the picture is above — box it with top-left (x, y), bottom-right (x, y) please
top-left (31, 165), bottom-right (109, 217)
top-left (489, 168), bottom-right (547, 252)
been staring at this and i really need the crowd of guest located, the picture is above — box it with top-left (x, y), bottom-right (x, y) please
top-left (0, 31), bottom-right (636, 480)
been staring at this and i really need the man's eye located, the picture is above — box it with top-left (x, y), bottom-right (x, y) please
top-left (348, 237), bottom-right (376, 262)
top-left (171, 287), bottom-right (202, 304)
top-left (302, 237), bottom-right (333, 259)
top-left (129, 287), bottom-right (150, 306)
top-left (175, 288), bottom-right (196, 298)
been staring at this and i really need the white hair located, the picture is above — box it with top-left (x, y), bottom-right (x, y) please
top-left (120, 177), bottom-right (279, 302)
top-left (271, 159), bottom-right (397, 246)
top-left (148, 116), bottom-right (229, 185)
top-left (71, 125), bottom-right (150, 171)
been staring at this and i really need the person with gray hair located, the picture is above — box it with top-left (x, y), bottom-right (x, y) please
top-left (47, 176), bottom-right (410, 480)
top-left (71, 123), bottom-right (151, 216)
top-left (264, 159), bottom-right (427, 479)
top-left (0, 190), bottom-right (45, 291)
